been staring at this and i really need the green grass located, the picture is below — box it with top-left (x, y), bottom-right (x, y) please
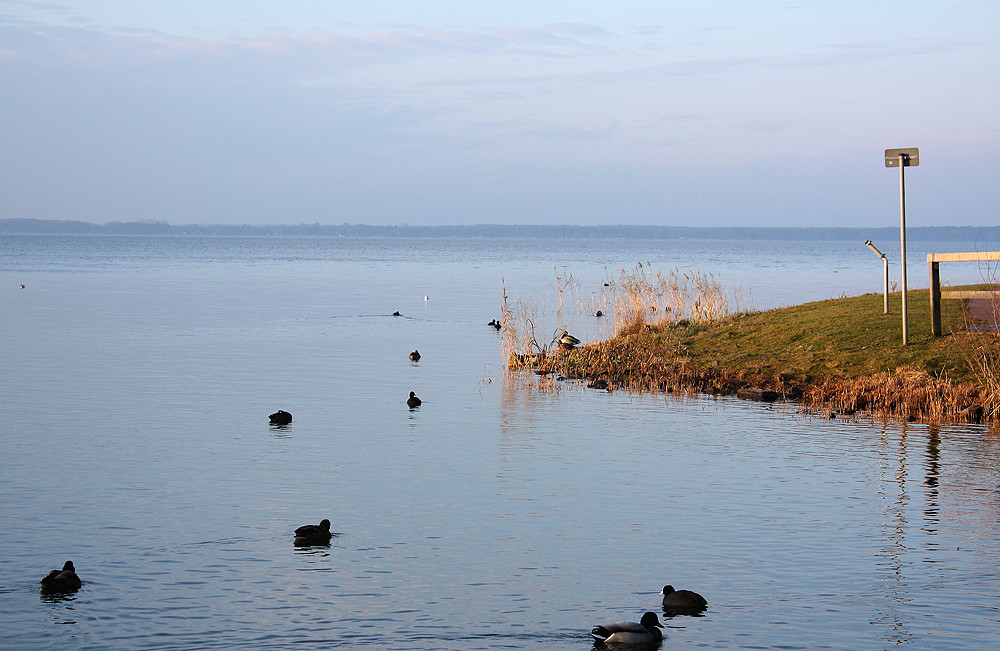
top-left (678, 288), bottom-right (971, 383)
top-left (560, 285), bottom-right (996, 422)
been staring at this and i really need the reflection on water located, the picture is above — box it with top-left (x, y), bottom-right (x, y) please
top-left (924, 425), bottom-right (941, 535)
top-left (871, 420), bottom-right (1000, 648)
top-left (39, 592), bottom-right (79, 606)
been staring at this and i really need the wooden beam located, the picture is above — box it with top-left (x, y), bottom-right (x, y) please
top-left (927, 251), bottom-right (1000, 263)
top-left (941, 290), bottom-right (1000, 299)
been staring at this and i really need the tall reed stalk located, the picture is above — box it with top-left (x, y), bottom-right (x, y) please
top-left (500, 265), bottom-right (738, 369)
top-left (500, 282), bottom-right (543, 369)
top-left (612, 263), bottom-right (732, 335)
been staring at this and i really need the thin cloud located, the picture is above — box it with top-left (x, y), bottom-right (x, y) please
top-left (737, 119), bottom-right (798, 133)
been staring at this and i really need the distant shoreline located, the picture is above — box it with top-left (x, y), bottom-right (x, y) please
top-left (2, 218), bottom-right (1000, 241)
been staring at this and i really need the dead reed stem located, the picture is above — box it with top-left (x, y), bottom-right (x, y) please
top-left (612, 263), bottom-right (731, 334)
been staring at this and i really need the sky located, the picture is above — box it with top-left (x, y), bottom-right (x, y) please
top-left (1, 1), bottom-right (998, 227)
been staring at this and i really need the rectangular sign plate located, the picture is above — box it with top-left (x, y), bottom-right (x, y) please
top-left (885, 147), bottom-right (919, 167)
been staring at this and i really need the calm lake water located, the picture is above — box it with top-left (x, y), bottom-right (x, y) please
top-left (2, 235), bottom-right (1000, 649)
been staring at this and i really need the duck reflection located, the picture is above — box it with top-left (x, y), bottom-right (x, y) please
top-left (40, 591), bottom-right (78, 605)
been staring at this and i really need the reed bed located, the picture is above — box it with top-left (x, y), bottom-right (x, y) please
top-left (801, 367), bottom-right (986, 423)
top-left (500, 264), bottom-right (740, 371)
top-left (611, 263), bottom-right (732, 334)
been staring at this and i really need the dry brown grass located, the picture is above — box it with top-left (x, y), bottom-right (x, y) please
top-left (801, 367), bottom-right (985, 422)
top-left (610, 263), bottom-right (733, 334)
top-left (500, 282), bottom-right (543, 370)
top-left (500, 265), bottom-right (739, 371)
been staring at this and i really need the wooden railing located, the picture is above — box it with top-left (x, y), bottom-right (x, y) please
top-left (928, 251), bottom-right (1000, 335)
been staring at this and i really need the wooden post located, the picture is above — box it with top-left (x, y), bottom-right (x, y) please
top-left (927, 251), bottom-right (1000, 336)
top-left (929, 259), bottom-right (941, 336)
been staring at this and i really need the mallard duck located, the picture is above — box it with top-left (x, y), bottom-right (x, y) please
top-left (660, 584), bottom-right (707, 614)
top-left (409, 350), bottom-right (421, 361)
top-left (557, 331), bottom-right (580, 350)
top-left (40, 561), bottom-right (81, 592)
top-left (407, 391), bottom-right (422, 408)
top-left (590, 611), bottom-right (663, 645)
top-left (269, 410), bottom-right (292, 425)
top-left (294, 519), bottom-right (332, 545)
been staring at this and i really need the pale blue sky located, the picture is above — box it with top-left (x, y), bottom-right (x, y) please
top-left (1, 1), bottom-right (997, 226)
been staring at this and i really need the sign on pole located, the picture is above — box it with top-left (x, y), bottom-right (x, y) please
top-left (885, 147), bottom-right (919, 345)
top-left (885, 147), bottom-right (919, 168)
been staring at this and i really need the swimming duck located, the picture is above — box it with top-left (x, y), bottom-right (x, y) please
top-left (40, 561), bottom-right (81, 592)
top-left (409, 350), bottom-right (421, 361)
top-left (392, 311), bottom-right (401, 316)
top-left (294, 519), bottom-right (332, 545)
top-left (590, 611), bottom-right (663, 646)
top-left (407, 391), bottom-right (422, 408)
top-left (488, 319), bottom-right (501, 330)
top-left (269, 410), bottom-right (292, 425)
top-left (660, 584), bottom-right (708, 614)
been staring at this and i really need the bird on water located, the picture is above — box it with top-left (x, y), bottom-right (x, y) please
top-left (660, 584), bottom-right (708, 614)
top-left (294, 519), bottom-right (333, 545)
top-left (269, 410), bottom-right (292, 425)
top-left (590, 611), bottom-right (663, 646)
top-left (409, 350), bottom-right (421, 361)
top-left (407, 391), bottom-right (422, 408)
top-left (40, 561), bottom-right (81, 592)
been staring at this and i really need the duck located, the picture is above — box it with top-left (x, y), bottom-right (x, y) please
top-left (40, 561), bottom-right (81, 592)
top-left (488, 319), bottom-right (501, 330)
top-left (557, 331), bottom-right (580, 350)
top-left (660, 584), bottom-right (708, 614)
top-left (294, 519), bottom-right (332, 545)
top-left (595, 310), bottom-right (603, 317)
top-left (392, 311), bottom-right (401, 316)
top-left (407, 391), bottom-right (422, 408)
top-left (409, 350), bottom-right (421, 361)
top-left (590, 611), bottom-right (663, 646)
top-left (269, 410), bottom-right (292, 425)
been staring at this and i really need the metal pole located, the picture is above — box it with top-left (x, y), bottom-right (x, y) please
top-left (883, 257), bottom-right (889, 314)
top-left (865, 240), bottom-right (889, 314)
top-left (899, 154), bottom-right (908, 345)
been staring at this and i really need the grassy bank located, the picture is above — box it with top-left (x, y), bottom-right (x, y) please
top-left (548, 286), bottom-right (999, 424)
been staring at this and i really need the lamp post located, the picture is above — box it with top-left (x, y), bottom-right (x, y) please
top-left (865, 240), bottom-right (889, 314)
top-left (885, 147), bottom-right (919, 345)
